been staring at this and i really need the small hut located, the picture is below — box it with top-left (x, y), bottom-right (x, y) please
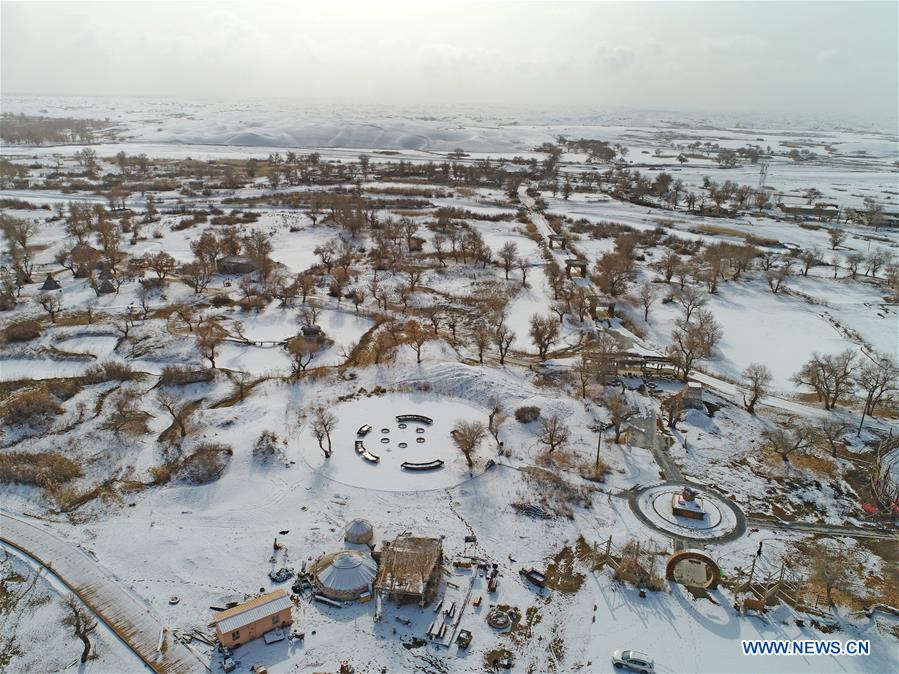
top-left (40, 274), bottom-right (61, 291)
top-left (311, 550), bottom-right (377, 601)
top-left (209, 589), bottom-right (293, 648)
top-left (345, 519), bottom-right (374, 545)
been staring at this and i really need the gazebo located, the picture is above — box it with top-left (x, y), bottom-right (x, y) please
top-left (310, 550), bottom-right (377, 601)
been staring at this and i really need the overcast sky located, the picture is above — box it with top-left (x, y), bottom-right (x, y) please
top-left (2, 1), bottom-right (897, 122)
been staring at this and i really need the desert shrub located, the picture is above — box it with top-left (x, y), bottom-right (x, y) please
top-left (159, 365), bottom-right (214, 386)
top-left (517, 466), bottom-right (593, 519)
top-left (141, 277), bottom-right (167, 290)
top-left (3, 388), bottom-right (63, 426)
top-left (0, 451), bottom-right (82, 487)
top-left (83, 361), bottom-right (139, 384)
top-left (149, 463), bottom-right (174, 485)
top-left (252, 431), bottom-right (286, 463)
top-left (45, 379), bottom-right (82, 400)
top-left (209, 294), bottom-right (234, 308)
top-left (174, 442), bottom-right (233, 484)
top-left (515, 405), bottom-right (541, 423)
top-left (3, 320), bottom-right (42, 342)
top-left (237, 295), bottom-right (267, 312)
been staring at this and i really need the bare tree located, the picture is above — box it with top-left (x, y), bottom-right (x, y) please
top-left (196, 318), bottom-right (227, 368)
top-left (667, 309), bottom-right (722, 380)
top-left (470, 321), bottom-right (491, 364)
top-left (655, 249), bottom-right (683, 283)
top-left (673, 285), bottom-right (706, 323)
top-left (157, 390), bottom-right (189, 439)
top-left (741, 363), bottom-right (772, 414)
top-left (595, 252), bottom-right (634, 296)
top-left (497, 241), bottom-right (518, 280)
top-left (764, 423), bottom-right (815, 462)
top-left (311, 406), bottom-right (337, 457)
top-left (493, 323), bottom-right (515, 365)
top-left (602, 389), bottom-right (637, 442)
top-left (529, 313), bottom-right (560, 360)
top-left (765, 260), bottom-right (793, 294)
top-left (63, 595), bottom-right (98, 664)
top-left (182, 261), bottom-right (213, 294)
top-left (146, 251), bottom-right (176, 279)
top-left (539, 414), bottom-right (569, 453)
top-left (452, 420), bottom-right (487, 467)
top-left (571, 351), bottom-right (596, 399)
top-left (636, 282), bottom-right (656, 322)
top-left (827, 228), bottom-right (847, 250)
top-left (791, 350), bottom-right (856, 410)
top-left (287, 334), bottom-right (323, 374)
top-left (487, 400), bottom-right (506, 449)
top-left (808, 544), bottom-right (849, 606)
top-left (37, 292), bottom-right (61, 322)
top-left (817, 418), bottom-right (850, 457)
top-left (854, 353), bottom-right (898, 434)
top-left (404, 319), bottom-right (429, 364)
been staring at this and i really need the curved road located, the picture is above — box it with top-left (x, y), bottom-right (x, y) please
top-left (0, 512), bottom-right (205, 674)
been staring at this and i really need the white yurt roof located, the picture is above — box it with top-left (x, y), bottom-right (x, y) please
top-left (344, 518), bottom-right (374, 543)
top-left (313, 550), bottom-right (377, 598)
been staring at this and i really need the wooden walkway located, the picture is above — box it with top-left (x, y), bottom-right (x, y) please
top-left (0, 513), bottom-right (205, 674)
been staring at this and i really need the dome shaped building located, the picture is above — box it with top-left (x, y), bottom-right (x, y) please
top-left (344, 518), bottom-right (374, 545)
top-left (310, 550), bottom-right (377, 601)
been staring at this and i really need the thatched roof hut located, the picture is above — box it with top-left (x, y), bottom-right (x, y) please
top-left (374, 534), bottom-right (443, 606)
top-left (40, 274), bottom-right (61, 290)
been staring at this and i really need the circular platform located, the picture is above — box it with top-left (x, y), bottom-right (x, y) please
top-left (299, 394), bottom-right (486, 491)
top-left (629, 482), bottom-right (746, 543)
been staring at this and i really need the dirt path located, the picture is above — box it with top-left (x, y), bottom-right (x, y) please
top-left (746, 516), bottom-right (898, 541)
top-left (0, 512), bottom-right (205, 674)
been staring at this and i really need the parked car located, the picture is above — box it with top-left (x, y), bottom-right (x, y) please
top-left (612, 650), bottom-right (655, 673)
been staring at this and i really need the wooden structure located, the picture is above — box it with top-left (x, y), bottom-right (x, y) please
top-left (665, 549), bottom-right (720, 589)
top-left (547, 234), bottom-right (568, 250)
top-left (40, 273), bottom-right (61, 290)
top-left (209, 590), bottom-right (293, 649)
top-left (565, 258), bottom-right (588, 278)
top-left (374, 535), bottom-right (443, 606)
top-left (216, 255), bottom-right (257, 274)
top-left (0, 513), bottom-right (202, 674)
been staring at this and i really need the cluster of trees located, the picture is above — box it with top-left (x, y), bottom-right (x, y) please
top-left (0, 113), bottom-right (108, 145)
top-left (743, 350), bottom-right (897, 438)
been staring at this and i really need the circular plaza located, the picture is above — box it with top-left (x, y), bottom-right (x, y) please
top-left (299, 394), bottom-right (487, 491)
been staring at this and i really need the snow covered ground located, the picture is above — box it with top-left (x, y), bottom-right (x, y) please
top-left (0, 98), bottom-right (896, 674)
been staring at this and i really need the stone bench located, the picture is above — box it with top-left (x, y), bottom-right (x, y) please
top-left (395, 414), bottom-right (434, 425)
top-left (401, 459), bottom-right (444, 471)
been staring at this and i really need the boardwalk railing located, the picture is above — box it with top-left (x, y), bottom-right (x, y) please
top-left (0, 513), bottom-right (205, 674)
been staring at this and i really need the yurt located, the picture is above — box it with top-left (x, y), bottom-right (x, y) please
top-left (344, 518), bottom-right (374, 545)
top-left (311, 550), bottom-right (377, 601)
